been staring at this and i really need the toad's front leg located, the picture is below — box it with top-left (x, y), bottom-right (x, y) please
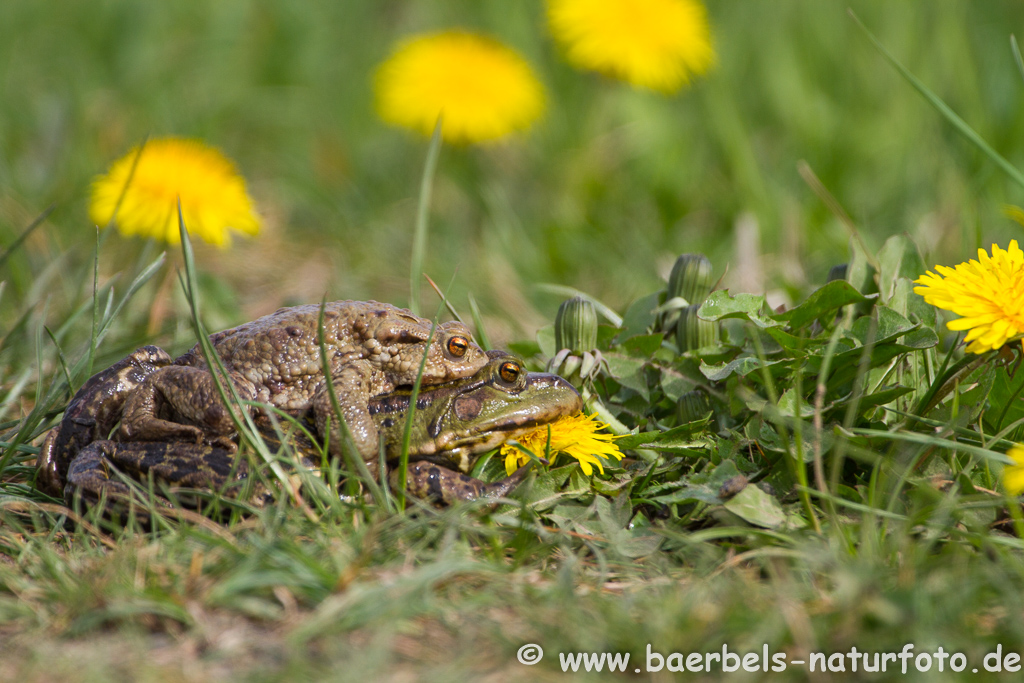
top-left (310, 359), bottom-right (381, 461)
top-left (119, 366), bottom-right (257, 449)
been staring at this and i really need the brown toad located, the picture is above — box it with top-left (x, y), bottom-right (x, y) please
top-left (118, 300), bottom-right (488, 460)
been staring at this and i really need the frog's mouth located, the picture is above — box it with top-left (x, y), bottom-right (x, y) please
top-left (398, 419), bottom-right (563, 473)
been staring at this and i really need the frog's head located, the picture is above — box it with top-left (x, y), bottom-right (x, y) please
top-left (370, 351), bottom-right (583, 472)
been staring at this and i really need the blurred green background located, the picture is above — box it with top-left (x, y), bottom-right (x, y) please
top-left (2, 0), bottom-right (1023, 348)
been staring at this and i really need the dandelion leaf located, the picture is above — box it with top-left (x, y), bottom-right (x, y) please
top-left (723, 485), bottom-right (786, 529)
top-left (699, 291), bottom-right (780, 328)
top-left (772, 280), bottom-right (872, 331)
top-left (877, 234), bottom-right (927, 303)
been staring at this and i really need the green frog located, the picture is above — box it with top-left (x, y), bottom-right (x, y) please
top-left (42, 351), bottom-right (582, 507)
top-left (116, 300), bottom-right (488, 461)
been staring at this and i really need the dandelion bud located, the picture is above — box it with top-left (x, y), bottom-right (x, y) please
top-left (667, 253), bottom-right (714, 306)
top-left (676, 304), bottom-right (719, 352)
top-left (555, 296), bottom-right (598, 354)
top-left (678, 390), bottom-right (712, 424)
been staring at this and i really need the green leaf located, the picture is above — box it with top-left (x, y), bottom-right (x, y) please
top-left (847, 306), bottom-right (937, 350)
top-left (620, 291), bottom-right (661, 339)
top-left (536, 324), bottom-right (556, 358)
top-left (595, 496), bottom-right (663, 558)
top-left (889, 277), bottom-right (938, 329)
top-left (646, 460), bottom-right (742, 505)
top-left (765, 326), bottom-right (818, 351)
top-left (613, 534), bottom-right (664, 558)
top-left (772, 280), bottom-right (872, 330)
top-left (595, 494), bottom-right (631, 531)
top-left (618, 333), bottom-right (664, 358)
top-left (506, 339), bottom-right (541, 358)
top-left (877, 234), bottom-right (927, 304)
top-left (852, 385), bottom-right (915, 414)
top-left (826, 343), bottom-right (911, 390)
top-left (722, 485), bottom-right (786, 529)
top-left (603, 352), bottom-right (650, 400)
top-left (616, 420), bottom-right (711, 451)
top-left (900, 326), bottom-right (939, 350)
top-left (522, 464), bottom-right (590, 512)
top-left (699, 291), bottom-right (780, 328)
top-left (659, 371), bottom-right (695, 402)
top-left (700, 356), bottom-right (787, 382)
top-left (749, 420), bottom-right (831, 463)
top-left (847, 236), bottom-right (876, 293)
top-left (850, 306), bottom-right (925, 347)
top-left (985, 365), bottom-right (1024, 433)
top-left (777, 388), bottom-right (815, 418)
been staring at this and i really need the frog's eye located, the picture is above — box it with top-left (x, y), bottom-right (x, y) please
top-left (499, 361), bottom-right (521, 383)
top-left (447, 336), bottom-right (470, 358)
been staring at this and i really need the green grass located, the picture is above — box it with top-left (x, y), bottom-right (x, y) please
top-left (5, 1), bottom-right (1024, 680)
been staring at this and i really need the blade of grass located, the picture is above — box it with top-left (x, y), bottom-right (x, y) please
top-left (1, 250), bottom-right (164, 480)
top-left (396, 271), bottom-right (463, 511)
top-left (409, 117), bottom-right (443, 316)
top-left (315, 297), bottom-right (387, 511)
top-left (395, 319), bottom-right (438, 513)
top-left (467, 293), bottom-right (491, 351)
top-left (830, 315), bottom-right (879, 494)
top-left (852, 427), bottom-right (1015, 466)
top-left (422, 272), bottom-right (463, 324)
top-left (175, 203), bottom-right (314, 516)
top-left (797, 161), bottom-right (879, 272)
top-left (814, 324), bottom-right (845, 528)
top-left (749, 323), bottom-right (819, 532)
top-left (0, 204), bottom-right (55, 271)
top-left (43, 327), bottom-right (72, 392)
top-left (1012, 35), bottom-right (1024, 87)
top-left (79, 137), bottom-right (148, 382)
top-left (92, 253), bottom-right (165, 350)
top-left (850, 10), bottom-right (1024, 191)
top-left (87, 228), bottom-right (100, 382)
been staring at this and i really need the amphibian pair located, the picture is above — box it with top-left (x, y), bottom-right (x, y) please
top-left (37, 300), bottom-right (582, 508)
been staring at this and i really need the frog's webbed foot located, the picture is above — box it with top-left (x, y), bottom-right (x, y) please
top-left (64, 439), bottom-right (253, 511)
top-left (65, 440), bottom-right (169, 511)
top-left (397, 460), bottom-right (537, 505)
top-left (119, 366), bottom-right (256, 449)
top-left (312, 360), bottom-right (380, 460)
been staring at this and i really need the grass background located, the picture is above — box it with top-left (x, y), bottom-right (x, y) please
top-left (3, 1), bottom-right (1024, 345)
top-left (3, 1), bottom-right (1024, 680)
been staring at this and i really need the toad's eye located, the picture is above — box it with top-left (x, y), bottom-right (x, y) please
top-left (499, 361), bottom-right (521, 383)
top-left (447, 336), bottom-right (470, 358)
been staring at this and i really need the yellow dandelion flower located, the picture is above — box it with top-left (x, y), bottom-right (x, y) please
top-left (90, 138), bottom-right (260, 248)
top-left (374, 31), bottom-right (545, 145)
top-left (501, 411), bottom-right (624, 476)
top-left (1002, 445), bottom-right (1024, 496)
top-left (547, 0), bottom-right (715, 93)
top-left (914, 240), bottom-right (1024, 354)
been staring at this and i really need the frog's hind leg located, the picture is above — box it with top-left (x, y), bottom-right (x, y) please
top-left (39, 345), bottom-right (173, 493)
top-left (64, 440), bottom-right (245, 510)
top-left (119, 366), bottom-right (257, 449)
top-left (399, 461), bottom-right (537, 505)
